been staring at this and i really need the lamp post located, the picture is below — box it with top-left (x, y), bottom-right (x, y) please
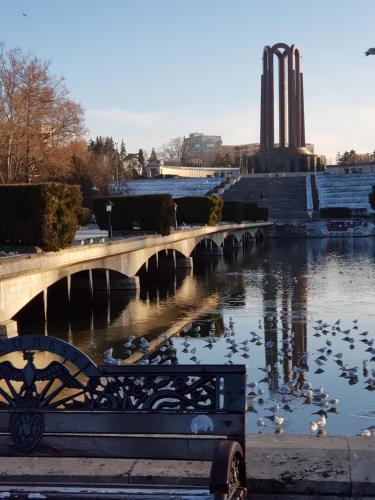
top-left (173, 202), bottom-right (178, 231)
top-left (105, 200), bottom-right (113, 239)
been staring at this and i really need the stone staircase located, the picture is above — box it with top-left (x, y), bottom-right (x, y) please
top-left (316, 172), bottom-right (375, 214)
top-left (224, 176), bottom-right (308, 220)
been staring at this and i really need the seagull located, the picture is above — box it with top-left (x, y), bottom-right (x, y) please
top-left (256, 417), bottom-right (265, 432)
top-left (316, 415), bottom-right (327, 428)
top-left (361, 429), bottom-right (371, 437)
top-left (273, 415), bottom-right (285, 426)
top-left (310, 421), bottom-right (318, 433)
top-left (266, 402), bottom-right (280, 414)
top-left (365, 48), bottom-right (375, 56)
top-left (103, 348), bottom-right (120, 365)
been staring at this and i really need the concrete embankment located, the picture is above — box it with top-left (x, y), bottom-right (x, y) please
top-left (0, 435), bottom-right (373, 497)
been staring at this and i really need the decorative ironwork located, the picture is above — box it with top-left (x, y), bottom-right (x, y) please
top-left (9, 412), bottom-right (44, 452)
top-left (72, 373), bottom-right (218, 411)
top-left (227, 452), bottom-right (246, 500)
top-left (0, 336), bottom-right (222, 413)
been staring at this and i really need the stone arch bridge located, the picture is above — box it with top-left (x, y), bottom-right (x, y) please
top-left (0, 222), bottom-right (271, 335)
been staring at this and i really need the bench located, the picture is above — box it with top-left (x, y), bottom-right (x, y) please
top-left (0, 335), bottom-right (247, 499)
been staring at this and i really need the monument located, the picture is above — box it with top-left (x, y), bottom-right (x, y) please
top-left (249, 43), bottom-right (325, 173)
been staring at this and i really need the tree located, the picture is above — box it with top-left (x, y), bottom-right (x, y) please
top-left (157, 137), bottom-right (184, 165)
top-left (0, 43), bottom-right (85, 183)
top-left (336, 150), bottom-right (357, 165)
top-left (119, 140), bottom-right (127, 162)
top-left (138, 148), bottom-right (145, 168)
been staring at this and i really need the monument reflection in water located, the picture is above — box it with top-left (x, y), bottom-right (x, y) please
top-left (15, 237), bottom-right (375, 435)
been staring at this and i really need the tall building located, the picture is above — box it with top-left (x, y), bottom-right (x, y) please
top-left (183, 132), bottom-right (222, 167)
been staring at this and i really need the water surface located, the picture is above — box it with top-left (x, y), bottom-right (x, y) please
top-left (16, 237), bottom-right (375, 436)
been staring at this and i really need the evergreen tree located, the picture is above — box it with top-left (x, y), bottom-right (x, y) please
top-left (149, 148), bottom-right (159, 163)
top-left (120, 140), bottom-right (127, 162)
top-left (138, 148), bottom-right (145, 167)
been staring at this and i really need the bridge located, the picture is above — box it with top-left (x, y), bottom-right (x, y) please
top-left (0, 222), bottom-right (271, 336)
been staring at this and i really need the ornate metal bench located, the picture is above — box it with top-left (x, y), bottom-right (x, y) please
top-left (0, 335), bottom-right (247, 499)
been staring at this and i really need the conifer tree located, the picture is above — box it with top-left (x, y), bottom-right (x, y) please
top-left (149, 148), bottom-right (159, 163)
top-left (138, 148), bottom-right (145, 167)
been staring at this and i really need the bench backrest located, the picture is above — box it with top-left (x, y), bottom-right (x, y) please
top-left (0, 335), bottom-right (247, 462)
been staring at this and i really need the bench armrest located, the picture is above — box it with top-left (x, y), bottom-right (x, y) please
top-left (209, 440), bottom-right (247, 499)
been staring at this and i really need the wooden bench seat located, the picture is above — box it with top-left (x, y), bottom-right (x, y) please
top-left (0, 335), bottom-right (247, 499)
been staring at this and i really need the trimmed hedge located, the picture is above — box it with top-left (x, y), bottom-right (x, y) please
top-left (222, 201), bottom-right (244, 223)
top-left (222, 201), bottom-right (268, 222)
top-left (0, 183), bottom-right (82, 251)
top-left (78, 207), bottom-right (93, 226)
top-left (319, 207), bottom-right (351, 218)
top-left (93, 194), bottom-right (175, 236)
top-left (255, 207), bottom-right (269, 221)
top-left (369, 185), bottom-right (375, 210)
top-left (175, 196), bottom-right (223, 226)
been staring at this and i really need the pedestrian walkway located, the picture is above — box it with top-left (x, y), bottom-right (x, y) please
top-left (0, 435), bottom-right (373, 497)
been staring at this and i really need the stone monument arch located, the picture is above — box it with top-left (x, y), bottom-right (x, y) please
top-left (249, 43), bottom-right (325, 173)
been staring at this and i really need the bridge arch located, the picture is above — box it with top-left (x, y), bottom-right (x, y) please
top-left (7, 262), bottom-right (134, 323)
top-left (136, 248), bottom-right (191, 274)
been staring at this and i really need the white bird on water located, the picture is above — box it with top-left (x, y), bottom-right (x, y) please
top-left (316, 415), bottom-right (326, 429)
top-left (273, 415), bottom-right (285, 426)
top-left (361, 429), bottom-right (371, 437)
top-left (266, 402), bottom-right (280, 414)
top-left (310, 421), bottom-right (318, 433)
top-left (103, 348), bottom-right (120, 365)
top-left (256, 417), bottom-right (265, 432)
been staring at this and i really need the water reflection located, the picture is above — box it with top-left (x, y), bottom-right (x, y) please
top-left (14, 237), bottom-right (375, 435)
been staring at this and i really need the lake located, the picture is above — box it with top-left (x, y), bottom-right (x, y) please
top-left (16, 237), bottom-right (375, 436)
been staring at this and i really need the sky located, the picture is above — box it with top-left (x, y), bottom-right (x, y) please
top-left (1, 0), bottom-right (375, 163)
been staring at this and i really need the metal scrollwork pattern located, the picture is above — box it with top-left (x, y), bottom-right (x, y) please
top-left (227, 452), bottom-right (246, 500)
top-left (0, 336), bottom-right (221, 412)
top-left (70, 374), bottom-right (218, 411)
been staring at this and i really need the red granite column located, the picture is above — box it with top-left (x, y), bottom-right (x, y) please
top-left (278, 53), bottom-right (286, 148)
top-left (261, 48), bottom-right (269, 150)
top-left (295, 50), bottom-right (301, 147)
top-left (268, 54), bottom-right (274, 150)
top-left (260, 74), bottom-right (265, 149)
top-left (287, 49), bottom-right (295, 148)
top-left (300, 73), bottom-right (305, 147)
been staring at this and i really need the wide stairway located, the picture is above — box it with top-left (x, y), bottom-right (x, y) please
top-left (316, 172), bottom-right (375, 214)
top-left (109, 178), bottom-right (224, 198)
top-left (224, 176), bottom-right (308, 220)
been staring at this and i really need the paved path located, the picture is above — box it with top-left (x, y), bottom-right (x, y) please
top-left (0, 435), bottom-right (373, 497)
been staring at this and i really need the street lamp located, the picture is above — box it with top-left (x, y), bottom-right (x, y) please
top-left (173, 202), bottom-right (178, 231)
top-left (105, 200), bottom-right (114, 239)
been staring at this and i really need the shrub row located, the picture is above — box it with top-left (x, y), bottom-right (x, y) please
top-left (369, 185), bottom-right (375, 210)
top-left (222, 201), bottom-right (268, 222)
top-left (175, 196), bottom-right (223, 226)
top-left (78, 207), bottom-right (93, 226)
top-left (93, 194), bottom-right (175, 236)
top-left (319, 207), bottom-right (351, 218)
top-left (0, 183), bottom-right (82, 251)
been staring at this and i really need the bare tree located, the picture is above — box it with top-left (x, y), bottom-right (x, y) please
top-left (157, 136), bottom-right (185, 165)
top-left (0, 43), bottom-right (85, 183)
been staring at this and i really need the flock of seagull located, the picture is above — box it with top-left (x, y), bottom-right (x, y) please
top-left (103, 313), bottom-right (375, 437)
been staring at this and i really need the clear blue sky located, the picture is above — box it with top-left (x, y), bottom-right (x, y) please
top-left (2, 0), bottom-right (375, 162)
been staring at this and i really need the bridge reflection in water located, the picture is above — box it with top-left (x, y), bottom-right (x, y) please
top-left (14, 237), bottom-right (310, 370)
